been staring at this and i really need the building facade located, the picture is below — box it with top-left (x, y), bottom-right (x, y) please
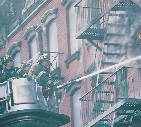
top-left (0, 0), bottom-right (141, 127)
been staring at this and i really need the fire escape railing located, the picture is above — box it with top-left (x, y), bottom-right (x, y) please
top-left (80, 66), bottom-right (141, 126)
top-left (75, 0), bottom-right (119, 36)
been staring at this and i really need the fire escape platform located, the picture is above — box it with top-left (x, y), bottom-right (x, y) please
top-left (104, 43), bottom-right (122, 46)
top-left (103, 52), bottom-right (123, 56)
top-left (111, 1), bottom-right (138, 11)
top-left (84, 98), bottom-right (141, 127)
top-left (101, 60), bottom-right (117, 65)
top-left (75, 0), bottom-right (136, 39)
top-left (109, 13), bottom-right (129, 17)
top-left (76, 28), bottom-right (106, 40)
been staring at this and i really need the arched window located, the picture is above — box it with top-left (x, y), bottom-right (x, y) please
top-left (14, 52), bottom-right (21, 67)
top-left (7, 41), bottom-right (21, 67)
top-left (49, 19), bottom-right (58, 71)
top-left (40, 8), bottom-right (58, 71)
top-left (65, 80), bottom-right (82, 127)
top-left (68, 3), bottom-right (78, 55)
top-left (40, 30), bottom-right (46, 53)
top-left (72, 89), bottom-right (82, 127)
top-left (23, 25), bottom-right (38, 64)
top-left (30, 37), bottom-right (38, 63)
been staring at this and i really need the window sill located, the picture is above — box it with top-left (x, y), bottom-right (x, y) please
top-left (65, 79), bottom-right (81, 96)
top-left (64, 51), bottom-right (80, 69)
top-left (50, 67), bottom-right (61, 77)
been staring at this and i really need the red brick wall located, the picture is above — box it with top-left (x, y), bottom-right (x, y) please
top-left (0, 0), bottom-right (100, 126)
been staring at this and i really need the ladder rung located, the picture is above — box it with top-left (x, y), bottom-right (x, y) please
top-left (96, 100), bottom-right (113, 103)
top-left (93, 109), bottom-right (105, 112)
top-left (101, 61), bottom-right (117, 65)
top-left (99, 118), bottom-right (109, 121)
top-left (106, 33), bottom-right (124, 37)
top-left (103, 52), bottom-right (122, 56)
top-left (109, 13), bottom-right (129, 17)
top-left (115, 122), bottom-right (131, 125)
top-left (97, 91), bottom-right (114, 94)
top-left (116, 112), bottom-right (133, 115)
top-left (104, 42), bottom-right (121, 46)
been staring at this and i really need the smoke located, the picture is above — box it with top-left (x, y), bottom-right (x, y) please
top-left (132, 0), bottom-right (141, 3)
top-left (130, 12), bottom-right (141, 36)
top-left (75, 55), bottom-right (141, 82)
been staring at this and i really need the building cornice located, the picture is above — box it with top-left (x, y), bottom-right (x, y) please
top-left (35, 24), bottom-right (42, 33)
top-left (7, 0), bottom-right (52, 41)
top-left (21, 0), bottom-right (52, 27)
top-left (7, 25), bottom-right (22, 41)
top-left (85, 62), bottom-right (96, 75)
top-left (23, 25), bottom-right (37, 40)
top-left (61, 0), bottom-right (74, 10)
top-left (7, 40), bottom-right (22, 57)
top-left (64, 51), bottom-right (80, 69)
top-left (41, 7), bottom-right (58, 26)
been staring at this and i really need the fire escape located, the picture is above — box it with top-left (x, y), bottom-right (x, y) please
top-left (75, 0), bottom-right (141, 127)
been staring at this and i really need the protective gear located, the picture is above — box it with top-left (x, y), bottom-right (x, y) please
top-left (1, 55), bottom-right (18, 81)
top-left (38, 54), bottom-right (50, 63)
top-left (43, 87), bottom-right (53, 95)
top-left (0, 65), bottom-right (4, 83)
top-left (2, 66), bottom-right (18, 81)
top-left (17, 61), bottom-right (31, 78)
top-left (19, 61), bottom-right (26, 69)
top-left (2, 55), bottom-right (13, 65)
top-left (33, 63), bottom-right (57, 96)
top-left (33, 64), bottom-right (50, 87)
top-left (28, 64), bottom-right (37, 78)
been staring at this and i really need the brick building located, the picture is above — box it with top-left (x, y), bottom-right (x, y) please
top-left (0, 0), bottom-right (96, 127)
top-left (0, 0), bottom-right (141, 127)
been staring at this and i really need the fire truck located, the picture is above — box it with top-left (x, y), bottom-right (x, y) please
top-left (0, 78), bottom-right (69, 127)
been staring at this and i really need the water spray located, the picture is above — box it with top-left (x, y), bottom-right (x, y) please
top-left (57, 55), bottom-right (141, 89)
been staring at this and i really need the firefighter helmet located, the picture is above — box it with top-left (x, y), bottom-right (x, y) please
top-left (20, 61), bottom-right (31, 69)
top-left (2, 55), bottom-right (14, 65)
top-left (38, 54), bottom-right (50, 63)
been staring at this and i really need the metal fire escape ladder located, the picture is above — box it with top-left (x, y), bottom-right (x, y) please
top-left (94, 3), bottom-right (136, 127)
top-left (86, 2), bottom-right (137, 127)
top-left (75, 1), bottom-right (141, 127)
top-left (82, 67), bottom-right (141, 127)
top-left (93, 3), bottom-right (130, 119)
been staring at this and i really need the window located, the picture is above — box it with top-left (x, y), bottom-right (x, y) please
top-left (49, 19), bottom-right (58, 71)
top-left (41, 31), bottom-right (46, 53)
top-left (38, 30), bottom-right (46, 54)
top-left (6, 41), bottom-right (22, 67)
top-left (30, 37), bottom-right (38, 64)
top-left (72, 89), bottom-right (82, 127)
top-left (69, 3), bottom-right (78, 55)
top-left (14, 52), bottom-right (21, 67)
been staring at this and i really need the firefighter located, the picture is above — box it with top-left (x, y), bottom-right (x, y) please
top-left (32, 54), bottom-right (56, 96)
top-left (0, 64), bottom-right (6, 113)
top-left (1, 55), bottom-right (18, 106)
top-left (17, 61), bottom-right (31, 79)
top-left (0, 64), bottom-right (4, 83)
top-left (2, 55), bottom-right (18, 81)
top-left (30, 54), bottom-right (58, 110)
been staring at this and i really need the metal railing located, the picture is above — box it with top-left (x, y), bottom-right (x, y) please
top-left (75, 0), bottom-right (118, 32)
top-left (80, 66), bottom-right (141, 126)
